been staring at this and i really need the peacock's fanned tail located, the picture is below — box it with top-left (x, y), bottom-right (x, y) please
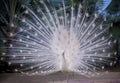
top-left (0, 0), bottom-right (117, 77)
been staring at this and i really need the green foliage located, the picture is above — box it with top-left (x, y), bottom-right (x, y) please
top-left (107, 0), bottom-right (120, 14)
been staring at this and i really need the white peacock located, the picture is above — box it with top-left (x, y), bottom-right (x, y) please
top-left (0, 0), bottom-right (117, 77)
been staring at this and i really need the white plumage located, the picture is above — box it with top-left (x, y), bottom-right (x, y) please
top-left (0, 0), bottom-right (117, 77)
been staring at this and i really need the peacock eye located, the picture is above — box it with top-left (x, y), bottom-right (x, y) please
top-left (0, 0), bottom-right (117, 77)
